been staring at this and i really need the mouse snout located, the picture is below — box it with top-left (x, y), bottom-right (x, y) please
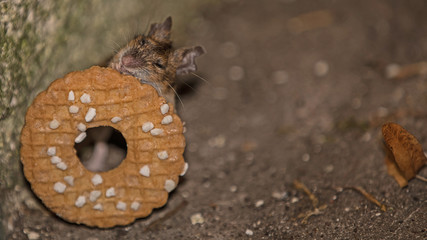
top-left (121, 54), bottom-right (142, 68)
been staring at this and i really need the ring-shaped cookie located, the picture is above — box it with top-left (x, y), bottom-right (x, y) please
top-left (20, 66), bottom-right (187, 228)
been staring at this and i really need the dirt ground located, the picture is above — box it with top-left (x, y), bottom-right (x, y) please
top-left (8, 0), bottom-right (427, 239)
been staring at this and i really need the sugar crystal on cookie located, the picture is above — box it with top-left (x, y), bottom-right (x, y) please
top-left (93, 203), bottom-right (103, 211)
top-left (157, 151), bottom-right (168, 160)
top-left (161, 115), bottom-right (173, 125)
top-left (50, 156), bottom-right (61, 164)
top-left (77, 123), bottom-right (86, 132)
top-left (53, 182), bottom-right (66, 193)
top-left (75, 132), bottom-right (87, 143)
top-left (85, 107), bottom-right (96, 122)
top-left (139, 165), bottom-right (150, 177)
top-left (106, 187), bottom-right (116, 197)
top-left (49, 119), bottom-right (60, 129)
top-left (75, 196), bottom-right (86, 207)
top-left (131, 201), bottom-right (141, 211)
top-left (91, 174), bottom-right (103, 186)
top-left (116, 201), bottom-right (126, 211)
top-left (142, 122), bottom-right (154, 132)
top-left (68, 90), bottom-right (75, 101)
top-left (80, 93), bottom-right (91, 103)
top-left (69, 105), bottom-right (79, 114)
top-left (89, 190), bottom-right (102, 202)
top-left (164, 179), bottom-right (176, 192)
top-left (160, 104), bottom-right (169, 114)
top-left (150, 128), bottom-right (163, 136)
top-left (111, 116), bottom-right (122, 123)
top-left (180, 162), bottom-right (189, 176)
top-left (56, 162), bottom-right (67, 170)
top-left (64, 176), bottom-right (74, 186)
top-left (47, 147), bottom-right (56, 156)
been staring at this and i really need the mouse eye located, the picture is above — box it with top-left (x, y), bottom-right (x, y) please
top-left (153, 61), bottom-right (165, 69)
top-left (139, 38), bottom-right (146, 46)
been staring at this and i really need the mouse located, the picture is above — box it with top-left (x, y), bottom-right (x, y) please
top-left (109, 16), bottom-right (205, 106)
top-left (77, 16), bottom-right (205, 172)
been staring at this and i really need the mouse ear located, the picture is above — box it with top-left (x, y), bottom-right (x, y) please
top-left (173, 46), bottom-right (206, 75)
top-left (148, 17), bottom-right (172, 42)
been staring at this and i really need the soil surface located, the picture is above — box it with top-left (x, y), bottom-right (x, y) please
top-left (9, 0), bottom-right (427, 239)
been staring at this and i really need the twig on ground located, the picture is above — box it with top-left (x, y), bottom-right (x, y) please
top-left (294, 180), bottom-right (327, 223)
top-left (335, 186), bottom-right (387, 212)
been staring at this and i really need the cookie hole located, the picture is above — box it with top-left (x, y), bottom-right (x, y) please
top-left (74, 126), bottom-right (127, 172)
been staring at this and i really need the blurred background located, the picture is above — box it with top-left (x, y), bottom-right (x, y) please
top-left (1, 0), bottom-right (426, 239)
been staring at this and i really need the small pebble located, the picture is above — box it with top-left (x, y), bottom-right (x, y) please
top-left (314, 60), bottom-right (329, 77)
top-left (139, 165), bottom-right (150, 177)
top-left (26, 231), bottom-right (40, 240)
top-left (49, 119), bottom-right (60, 129)
top-left (272, 70), bottom-right (289, 84)
top-left (230, 185), bottom-right (238, 192)
top-left (106, 187), bottom-right (115, 197)
top-left (80, 93), bottom-right (91, 103)
top-left (64, 176), bottom-right (74, 186)
top-left (68, 91), bottom-right (75, 101)
top-left (302, 153), bottom-right (310, 162)
top-left (324, 164), bottom-right (334, 173)
top-left (161, 115), bottom-right (173, 125)
top-left (111, 116), bottom-right (122, 123)
top-left (142, 122), bottom-right (154, 132)
top-left (116, 201), bottom-right (127, 211)
top-left (272, 191), bottom-right (288, 200)
top-left (47, 147), bottom-right (56, 156)
top-left (245, 229), bottom-right (254, 236)
top-left (208, 135), bottom-right (226, 148)
top-left (160, 103), bottom-right (169, 114)
top-left (228, 65), bottom-right (245, 81)
top-left (131, 201), bottom-right (140, 211)
top-left (75, 196), bottom-right (86, 207)
top-left (85, 107), bottom-right (96, 122)
top-left (385, 63), bottom-right (400, 79)
top-left (69, 105), bottom-right (79, 114)
top-left (291, 197), bottom-right (299, 203)
top-left (77, 123), bottom-right (86, 132)
top-left (56, 162), bottom-right (67, 170)
top-left (164, 179), bottom-right (176, 192)
top-left (190, 213), bottom-right (204, 225)
top-left (89, 190), bottom-right (102, 202)
top-left (150, 128), bottom-right (163, 136)
top-left (91, 174), bottom-right (103, 186)
top-left (180, 162), bottom-right (189, 176)
top-left (53, 182), bottom-right (66, 193)
top-left (75, 132), bottom-right (87, 143)
top-left (255, 200), bottom-right (264, 208)
top-left (157, 151), bottom-right (168, 160)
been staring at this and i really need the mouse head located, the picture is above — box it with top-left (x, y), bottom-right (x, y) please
top-left (109, 17), bottom-right (205, 105)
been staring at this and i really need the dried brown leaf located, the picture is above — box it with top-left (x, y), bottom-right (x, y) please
top-left (382, 122), bottom-right (427, 187)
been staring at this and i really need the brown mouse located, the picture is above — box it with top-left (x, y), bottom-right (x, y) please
top-left (77, 17), bottom-right (204, 172)
top-left (109, 16), bottom-right (205, 106)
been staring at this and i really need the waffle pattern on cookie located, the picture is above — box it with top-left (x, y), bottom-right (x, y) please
top-left (20, 66), bottom-right (187, 228)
